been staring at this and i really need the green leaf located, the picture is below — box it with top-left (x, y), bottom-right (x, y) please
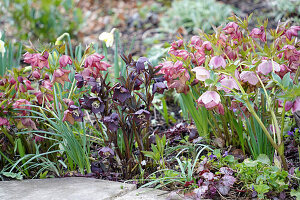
top-left (291, 189), bottom-right (300, 200)
top-left (272, 72), bottom-right (282, 85)
top-left (2, 172), bottom-right (23, 180)
top-left (282, 72), bottom-right (291, 89)
top-left (254, 184), bottom-right (270, 194)
top-left (257, 154), bottom-right (271, 165)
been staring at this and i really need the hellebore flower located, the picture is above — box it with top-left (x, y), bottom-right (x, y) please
top-left (249, 26), bottom-right (266, 42)
top-left (130, 73), bottom-right (143, 90)
top-left (21, 118), bottom-right (37, 130)
top-left (52, 68), bottom-right (71, 86)
top-left (223, 22), bottom-right (242, 40)
top-left (99, 28), bottom-right (116, 47)
top-left (285, 26), bottom-right (300, 40)
top-left (0, 39), bottom-right (5, 55)
top-left (13, 99), bottom-right (31, 110)
top-left (133, 109), bottom-right (151, 123)
top-left (190, 36), bottom-right (203, 49)
top-left (85, 96), bottom-right (105, 114)
top-left (84, 53), bottom-right (111, 73)
top-left (0, 117), bottom-right (9, 126)
top-left (34, 91), bottom-right (54, 105)
top-left (87, 77), bottom-right (101, 93)
top-left (197, 91), bottom-right (224, 115)
top-left (192, 67), bottom-right (210, 82)
top-left (98, 147), bottom-right (114, 157)
top-left (32, 70), bottom-right (41, 79)
top-left (218, 76), bottom-right (239, 93)
top-left (74, 73), bottom-right (84, 88)
top-left (240, 71), bottom-right (259, 85)
top-left (112, 86), bottom-right (131, 103)
top-left (103, 113), bottom-right (119, 132)
top-left (23, 51), bottom-right (49, 69)
top-left (257, 60), bottom-right (280, 75)
top-left (63, 105), bottom-right (83, 124)
top-left (152, 82), bottom-right (167, 94)
top-left (209, 56), bottom-right (226, 69)
top-left (136, 57), bottom-right (149, 73)
top-left (59, 55), bottom-right (72, 68)
top-left (285, 98), bottom-right (300, 113)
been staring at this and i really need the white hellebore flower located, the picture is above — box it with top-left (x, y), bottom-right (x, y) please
top-left (99, 28), bottom-right (116, 47)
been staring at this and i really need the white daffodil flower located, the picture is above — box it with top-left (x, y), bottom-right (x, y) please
top-left (0, 40), bottom-right (5, 55)
top-left (99, 28), bottom-right (116, 48)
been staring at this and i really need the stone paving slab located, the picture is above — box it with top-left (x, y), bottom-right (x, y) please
top-left (0, 177), bottom-right (136, 200)
top-left (115, 188), bottom-right (183, 200)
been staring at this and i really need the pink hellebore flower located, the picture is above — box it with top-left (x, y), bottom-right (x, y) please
top-left (192, 67), bottom-right (210, 82)
top-left (209, 56), bottom-right (226, 69)
top-left (285, 97), bottom-right (300, 113)
top-left (0, 117), bottom-right (9, 126)
top-left (257, 60), bottom-right (280, 75)
top-left (59, 55), bottom-right (72, 68)
top-left (13, 99), bottom-right (31, 115)
top-left (218, 76), bottom-right (239, 93)
top-left (197, 91), bottom-right (224, 115)
top-left (285, 26), bottom-right (300, 40)
top-left (190, 36), bottom-right (203, 49)
top-left (240, 71), bottom-right (259, 85)
top-left (191, 50), bottom-right (206, 66)
top-left (24, 51), bottom-right (49, 69)
top-left (84, 53), bottom-right (111, 71)
top-left (52, 68), bottom-right (71, 86)
top-left (223, 22), bottom-right (242, 41)
top-left (249, 26), bottom-right (266, 42)
top-left (202, 41), bottom-right (212, 51)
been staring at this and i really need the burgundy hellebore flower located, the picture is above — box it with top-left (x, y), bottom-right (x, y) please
top-left (0, 117), bottom-right (9, 126)
top-left (34, 91), bottom-right (54, 105)
top-left (87, 77), bottom-right (101, 93)
top-left (52, 68), bottom-right (71, 86)
top-left (103, 113), bottom-right (119, 132)
top-left (240, 71), bottom-right (259, 85)
top-left (63, 105), bottom-right (84, 124)
top-left (249, 26), bottom-right (266, 42)
top-left (133, 109), bottom-right (151, 123)
top-left (192, 67), bottom-right (210, 82)
top-left (98, 146), bottom-right (114, 157)
top-left (59, 55), bottom-right (72, 68)
top-left (197, 91), bottom-right (224, 115)
top-left (112, 86), bottom-right (131, 103)
top-left (257, 60), bottom-right (280, 75)
top-left (209, 56), bottom-right (226, 69)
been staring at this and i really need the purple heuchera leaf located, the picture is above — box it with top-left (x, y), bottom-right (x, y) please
top-left (221, 175), bottom-right (236, 186)
top-left (103, 113), bottom-right (119, 132)
top-left (194, 186), bottom-right (209, 198)
top-left (202, 172), bottom-right (215, 181)
top-left (219, 167), bottom-right (233, 175)
top-left (112, 86), bottom-right (131, 103)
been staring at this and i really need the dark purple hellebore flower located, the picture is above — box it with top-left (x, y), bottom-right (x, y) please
top-left (86, 96), bottom-right (105, 114)
top-left (74, 74), bottom-right (84, 88)
top-left (130, 73), bottom-right (143, 90)
top-left (87, 77), bottom-right (101, 94)
top-left (152, 82), bottom-right (167, 94)
top-left (112, 86), bottom-right (131, 103)
top-left (98, 146), bottom-right (114, 157)
top-left (133, 109), bottom-right (151, 123)
top-left (103, 113), bottom-right (119, 132)
top-left (136, 57), bottom-right (149, 73)
top-left (69, 105), bottom-right (84, 122)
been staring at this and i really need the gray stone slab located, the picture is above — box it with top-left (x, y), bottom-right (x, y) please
top-left (115, 188), bottom-right (183, 200)
top-left (0, 177), bottom-right (136, 200)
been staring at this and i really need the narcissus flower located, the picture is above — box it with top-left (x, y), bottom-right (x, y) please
top-left (52, 68), bottom-right (71, 86)
top-left (0, 39), bottom-right (5, 55)
top-left (209, 56), bottom-right (226, 69)
top-left (257, 60), bottom-right (280, 75)
top-left (59, 55), bottom-right (72, 68)
top-left (99, 28), bottom-right (116, 47)
top-left (192, 67), bottom-right (210, 82)
top-left (197, 91), bottom-right (224, 115)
